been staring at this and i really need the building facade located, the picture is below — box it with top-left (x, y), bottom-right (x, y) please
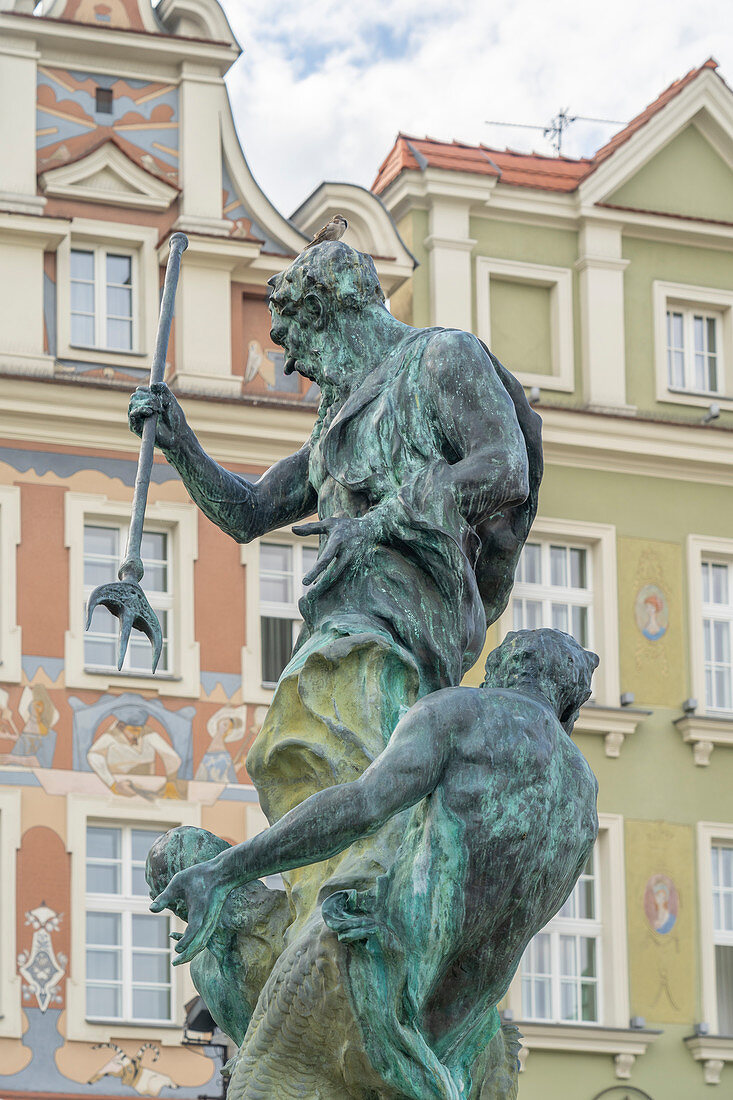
top-left (372, 58), bottom-right (733, 1099)
top-left (0, 1), bottom-right (412, 1096)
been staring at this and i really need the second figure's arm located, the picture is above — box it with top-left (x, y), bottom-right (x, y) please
top-left (129, 383), bottom-right (317, 542)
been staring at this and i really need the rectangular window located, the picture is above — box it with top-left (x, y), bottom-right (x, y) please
top-left (95, 87), bottom-right (113, 114)
top-left (702, 559), bottom-right (733, 712)
top-left (259, 542), bottom-right (318, 686)
top-left (512, 540), bottom-right (592, 647)
top-left (85, 824), bottom-right (172, 1023)
top-left (84, 523), bottom-right (172, 675)
top-left (521, 853), bottom-right (601, 1024)
top-left (666, 307), bottom-right (721, 394)
top-left (712, 843), bottom-right (733, 1034)
top-left (70, 247), bottom-right (134, 352)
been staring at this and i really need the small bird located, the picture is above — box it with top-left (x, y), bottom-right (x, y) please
top-left (305, 213), bottom-right (348, 249)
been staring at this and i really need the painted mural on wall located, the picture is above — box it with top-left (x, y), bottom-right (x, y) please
top-left (635, 583), bottom-right (669, 641)
top-left (18, 903), bottom-right (67, 1013)
top-left (71, 692), bottom-right (193, 799)
top-left (87, 1042), bottom-right (178, 1097)
top-left (36, 67), bottom-right (179, 186)
top-left (239, 292), bottom-right (320, 404)
top-left (644, 873), bottom-right (679, 935)
top-left (0, 685), bottom-right (59, 768)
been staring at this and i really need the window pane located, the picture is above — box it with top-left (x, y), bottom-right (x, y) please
top-left (715, 945), bottom-right (733, 1034)
top-left (712, 564), bottom-right (729, 606)
top-left (551, 603), bottom-right (569, 633)
top-left (580, 937), bottom-right (596, 978)
top-left (86, 912), bottom-right (121, 945)
top-left (87, 826), bottom-right (120, 860)
top-left (141, 563), bottom-right (168, 593)
top-left (694, 315), bottom-right (705, 353)
top-left (570, 548), bottom-right (587, 589)
top-left (714, 621), bottom-right (730, 664)
top-left (71, 249), bottom-right (94, 279)
top-left (577, 875), bottom-right (595, 921)
top-left (560, 980), bottom-right (578, 1021)
top-left (106, 253), bottom-right (132, 287)
top-left (261, 544), bottom-right (292, 573)
top-left (71, 313), bottom-right (95, 346)
top-left (523, 543), bottom-right (541, 584)
top-left (581, 981), bottom-right (598, 1022)
top-left (107, 284), bottom-right (132, 319)
top-left (141, 531), bottom-right (167, 562)
top-left (560, 935), bottom-right (577, 977)
top-left (133, 914), bottom-right (169, 949)
top-left (87, 983), bottom-right (121, 1018)
top-left (85, 526), bottom-right (118, 558)
top-left (133, 952), bottom-right (170, 983)
top-left (132, 829), bottom-right (160, 862)
top-left (84, 558), bottom-right (118, 587)
top-left (550, 546), bottom-right (567, 587)
top-left (133, 986), bottom-right (170, 1020)
top-left (301, 546), bottom-right (318, 581)
top-left (708, 317), bottom-right (717, 354)
top-left (87, 948), bottom-right (120, 981)
top-left (107, 318), bottom-right (133, 350)
top-left (71, 280), bottom-right (95, 313)
top-left (261, 616), bottom-right (294, 684)
top-left (84, 637), bottom-right (117, 669)
top-left (571, 605), bottom-right (588, 647)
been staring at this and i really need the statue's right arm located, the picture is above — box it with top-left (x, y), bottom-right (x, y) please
top-left (129, 384), bottom-right (317, 542)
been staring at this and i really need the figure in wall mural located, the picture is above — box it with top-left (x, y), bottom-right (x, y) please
top-left (70, 692), bottom-right (194, 799)
top-left (87, 1041), bottom-right (178, 1097)
top-left (0, 685), bottom-right (59, 769)
top-left (194, 705), bottom-right (247, 784)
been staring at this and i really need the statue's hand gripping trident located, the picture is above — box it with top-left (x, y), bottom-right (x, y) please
top-left (85, 232), bottom-right (188, 672)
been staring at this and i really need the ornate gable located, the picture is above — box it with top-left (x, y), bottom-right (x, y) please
top-left (39, 140), bottom-right (178, 209)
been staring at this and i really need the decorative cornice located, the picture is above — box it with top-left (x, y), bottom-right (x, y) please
top-left (675, 713), bottom-right (733, 765)
top-left (518, 1022), bottom-right (660, 1078)
top-left (576, 703), bottom-right (651, 757)
top-left (684, 1034), bottom-right (733, 1086)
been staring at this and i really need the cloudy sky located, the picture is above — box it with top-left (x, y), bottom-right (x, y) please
top-left (215, 0), bottom-right (733, 217)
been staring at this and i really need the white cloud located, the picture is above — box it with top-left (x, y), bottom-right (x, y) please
top-left (217, 0), bottom-right (733, 215)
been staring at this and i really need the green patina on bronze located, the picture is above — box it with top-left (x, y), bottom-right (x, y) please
top-left (135, 241), bottom-right (598, 1098)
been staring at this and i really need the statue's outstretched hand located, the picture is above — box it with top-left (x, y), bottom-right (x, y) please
top-left (294, 515), bottom-right (376, 593)
top-left (128, 382), bottom-right (188, 452)
top-left (150, 860), bottom-right (232, 965)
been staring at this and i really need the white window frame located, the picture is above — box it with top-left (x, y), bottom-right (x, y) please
top-left (654, 281), bottom-right (733, 410)
top-left (56, 220), bottom-right (158, 370)
top-left (698, 822), bottom-right (733, 1034)
top-left (66, 794), bottom-right (200, 1044)
top-left (520, 853), bottom-right (602, 1026)
top-left (0, 790), bottom-right (22, 1039)
top-left (70, 244), bottom-right (137, 354)
top-left (476, 256), bottom-right (575, 393)
top-left (688, 536), bottom-right (733, 719)
top-left (505, 814), bottom-right (629, 1032)
top-left (0, 485), bottom-right (21, 683)
top-left (83, 521), bottom-right (174, 678)
top-left (511, 539), bottom-right (594, 649)
top-left (498, 517), bottom-right (620, 707)
top-left (241, 530), bottom-right (319, 704)
top-left (85, 822), bottom-right (176, 1027)
top-left (64, 493), bottom-right (200, 698)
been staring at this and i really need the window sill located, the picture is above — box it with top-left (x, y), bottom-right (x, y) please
top-left (84, 667), bottom-right (182, 683)
top-left (70, 344), bottom-right (148, 358)
top-left (674, 713), bottom-right (733, 765)
top-left (87, 1016), bottom-right (180, 1029)
top-left (517, 1021), bottom-right (661, 1078)
top-left (684, 1034), bottom-right (733, 1085)
top-left (575, 703), bottom-right (651, 757)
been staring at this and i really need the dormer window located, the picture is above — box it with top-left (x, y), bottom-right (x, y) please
top-left (95, 87), bottom-right (114, 115)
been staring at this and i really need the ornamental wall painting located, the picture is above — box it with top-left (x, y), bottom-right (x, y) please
top-left (0, 684), bottom-right (59, 769)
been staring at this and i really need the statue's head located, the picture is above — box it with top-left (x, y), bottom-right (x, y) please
top-left (145, 826), bottom-right (230, 921)
top-left (267, 242), bottom-right (385, 385)
top-left (482, 628), bottom-right (598, 734)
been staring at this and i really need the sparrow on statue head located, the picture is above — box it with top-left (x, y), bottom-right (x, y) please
top-left (305, 214), bottom-right (348, 249)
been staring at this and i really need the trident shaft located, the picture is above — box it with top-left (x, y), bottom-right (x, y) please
top-left (85, 232), bottom-right (188, 672)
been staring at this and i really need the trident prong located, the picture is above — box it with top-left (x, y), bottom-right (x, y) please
top-left (85, 232), bottom-right (188, 673)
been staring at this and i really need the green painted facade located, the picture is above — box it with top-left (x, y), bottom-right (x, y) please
top-left (379, 81), bottom-right (733, 1099)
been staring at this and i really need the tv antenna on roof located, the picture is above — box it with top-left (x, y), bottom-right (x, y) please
top-left (484, 109), bottom-right (623, 156)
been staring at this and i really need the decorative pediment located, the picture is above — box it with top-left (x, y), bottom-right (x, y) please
top-left (39, 141), bottom-right (178, 210)
top-left (580, 64), bottom-right (733, 213)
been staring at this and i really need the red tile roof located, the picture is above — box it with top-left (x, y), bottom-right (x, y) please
top-left (372, 59), bottom-right (722, 196)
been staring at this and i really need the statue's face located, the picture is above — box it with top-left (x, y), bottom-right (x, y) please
top-left (268, 292), bottom-right (325, 384)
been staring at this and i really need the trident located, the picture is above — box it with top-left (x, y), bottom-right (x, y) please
top-left (85, 232), bottom-right (188, 673)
